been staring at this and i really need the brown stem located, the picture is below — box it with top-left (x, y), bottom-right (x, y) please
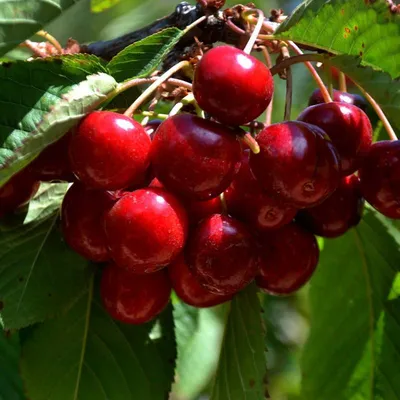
top-left (270, 53), bottom-right (325, 76)
top-left (338, 71), bottom-right (347, 93)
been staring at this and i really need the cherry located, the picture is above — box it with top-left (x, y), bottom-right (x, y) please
top-left (101, 263), bottom-right (171, 324)
top-left (169, 255), bottom-right (232, 308)
top-left (298, 102), bottom-right (372, 175)
top-left (30, 131), bottom-right (75, 182)
top-left (105, 188), bottom-right (188, 273)
top-left (308, 89), bottom-right (367, 111)
top-left (150, 114), bottom-right (241, 201)
top-left (193, 46), bottom-right (274, 126)
top-left (256, 222), bottom-right (319, 295)
top-left (0, 168), bottom-right (40, 218)
top-left (186, 214), bottom-right (258, 295)
top-left (61, 183), bottom-right (116, 262)
top-left (249, 121), bottom-right (340, 208)
top-left (297, 175), bottom-right (364, 238)
top-left (225, 150), bottom-right (297, 231)
top-left (358, 140), bottom-right (400, 219)
top-left (69, 111), bottom-right (151, 190)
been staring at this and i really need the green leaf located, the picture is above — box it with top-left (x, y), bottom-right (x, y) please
top-left (0, 330), bottom-right (25, 400)
top-left (299, 208), bottom-right (400, 399)
top-left (107, 28), bottom-right (184, 82)
top-left (0, 0), bottom-right (83, 56)
top-left (330, 55), bottom-right (400, 131)
top-left (210, 286), bottom-right (267, 400)
top-left (172, 301), bottom-right (228, 400)
top-left (91, 0), bottom-right (120, 13)
top-left (0, 55), bottom-right (115, 186)
top-left (275, 0), bottom-right (400, 78)
top-left (0, 184), bottom-right (91, 329)
top-left (21, 278), bottom-right (176, 400)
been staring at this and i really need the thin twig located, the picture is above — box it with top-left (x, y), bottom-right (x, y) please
top-left (242, 9), bottom-right (265, 54)
top-left (284, 67), bottom-right (293, 121)
top-left (261, 46), bottom-right (273, 125)
top-left (338, 71), bottom-right (347, 93)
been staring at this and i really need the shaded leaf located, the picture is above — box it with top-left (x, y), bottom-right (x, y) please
top-left (0, 55), bottom-right (115, 186)
top-left (211, 285), bottom-right (267, 400)
top-left (275, 0), bottom-right (400, 78)
top-left (0, 184), bottom-right (91, 329)
top-left (0, 330), bottom-right (25, 400)
top-left (0, 0), bottom-right (83, 56)
top-left (91, 0), bottom-right (120, 13)
top-left (299, 209), bottom-right (400, 399)
top-left (21, 279), bottom-right (176, 400)
top-left (172, 300), bottom-right (228, 400)
top-left (107, 28), bottom-right (184, 82)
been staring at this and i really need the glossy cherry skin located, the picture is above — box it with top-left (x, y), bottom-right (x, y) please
top-left (298, 102), bottom-right (372, 175)
top-left (69, 111), bottom-right (151, 190)
top-left (249, 121), bottom-right (341, 208)
top-left (30, 131), bottom-right (75, 182)
top-left (186, 214), bottom-right (259, 295)
top-left (225, 150), bottom-right (297, 231)
top-left (297, 175), bottom-right (364, 238)
top-left (0, 169), bottom-right (40, 218)
top-left (193, 46), bottom-right (274, 126)
top-left (359, 140), bottom-right (400, 219)
top-left (308, 89), bottom-right (367, 112)
top-left (101, 263), bottom-right (171, 324)
top-left (150, 114), bottom-right (242, 201)
top-left (61, 183), bottom-right (116, 262)
top-left (105, 188), bottom-right (188, 273)
top-left (256, 222), bottom-right (319, 295)
top-left (169, 255), bottom-right (232, 307)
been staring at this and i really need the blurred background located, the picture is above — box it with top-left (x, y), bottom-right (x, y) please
top-left (6, 1), bottom-right (357, 399)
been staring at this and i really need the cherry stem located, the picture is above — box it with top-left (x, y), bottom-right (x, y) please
top-left (241, 132), bottom-right (260, 154)
top-left (338, 71), bottom-right (347, 92)
top-left (284, 67), bottom-right (293, 121)
top-left (36, 30), bottom-right (63, 54)
top-left (261, 46), bottom-right (273, 125)
top-left (287, 41), bottom-right (332, 103)
top-left (219, 192), bottom-right (228, 215)
top-left (140, 111), bottom-right (169, 119)
top-left (21, 40), bottom-right (48, 58)
top-left (323, 60), bottom-right (334, 98)
top-left (141, 116), bottom-right (150, 126)
top-left (169, 93), bottom-right (195, 117)
top-left (123, 61), bottom-right (191, 118)
top-left (270, 53), bottom-right (325, 75)
top-left (356, 84), bottom-right (398, 141)
top-left (182, 15), bottom-right (207, 34)
top-left (242, 9), bottom-right (265, 54)
top-left (226, 18), bottom-right (247, 36)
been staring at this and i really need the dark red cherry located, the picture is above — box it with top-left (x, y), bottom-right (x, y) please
top-left (101, 263), bottom-right (171, 324)
top-left (0, 169), bottom-right (40, 218)
top-left (193, 46), bottom-right (274, 126)
top-left (150, 114), bottom-right (241, 201)
top-left (186, 214), bottom-right (258, 295)
top-left (225, 150), bottom-right (297, 231)
top-left (308, 89), bottom-right (367, 111)
top-left (298, 102), bottom-right (372, 175)
top-left (359, 140), bottom-right (400, 219)
top-left (69, 111), bottom-right (151, 190)
top-left (105, 188), bottom-right (188, 273)
top-left (144, 119), bottom-right (162, 139)
top-left (249, 121), bottom-right (340, 208)
top-left (30, 131), bottom-right (75, 182)
top-left (297, 175), bottom-right (364, 238)
top-left (256, 222), bottom-right (319, 295)
top-left (169, 255), bottom-right (232, 307)
top-left (61, 183), bottom-right (116, 262)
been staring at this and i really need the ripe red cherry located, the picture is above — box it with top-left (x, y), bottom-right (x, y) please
top-left (169, 255), bottom-right (232, 308)
top-left (249, 121), bottom-right (340, 208)
top-left (61, 183), bottom-right (116, 262)
top-left (69, 111), bottom-right (151, 190)
top-left (186, 214), bottom-right (258, 295)
top-left (298, 102), bottom-right (372, 175)
top-left (30, 131), bottom-right (75, 182)
top-left (297, 175), bottom-right (364, 238)
top-left (150, 114), bottom-right (241, 201)
top-left (308, 89), bottom-right (367, 111)
top-left (0, 169), bottom-right (40, 218)
top-left (256, 222), bottom-right (319, 295)
top-left (359, 140), bottom-right (400, 219)
top-left (193, 46), bottom-right (274, 126)
top-left (105, 188), bottom-right (188, 273)
top-left (101, 263), bottom-right (171, 324)
top-left (225, 150), bottom-right (297, 231)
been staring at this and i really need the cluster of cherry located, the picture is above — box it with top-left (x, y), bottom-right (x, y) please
top-left (1, 45), bottom-right (398, 324)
